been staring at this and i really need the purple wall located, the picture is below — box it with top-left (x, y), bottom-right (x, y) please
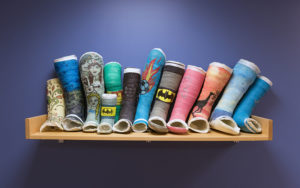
top-left (1, 0), bottom-right (299, 187)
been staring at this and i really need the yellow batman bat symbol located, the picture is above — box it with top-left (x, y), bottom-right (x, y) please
top-left (156, 88), bottom-right (175, 103)
top-left (101, 106), bottom-right (116, 116)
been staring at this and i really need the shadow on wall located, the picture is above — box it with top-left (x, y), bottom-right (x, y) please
top-left (11, 141), bottom-right (286, 188)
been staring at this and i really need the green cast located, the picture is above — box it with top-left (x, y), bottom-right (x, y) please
top-left (104, 62), bottom-right (122, 121)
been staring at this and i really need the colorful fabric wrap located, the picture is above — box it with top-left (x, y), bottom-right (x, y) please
top-left (40, 78), bottom-right (65, 132)
top-left (54, 55), bottom-right (85, 131)
top-left (148, 61), bottom-right (185, 133)
top-left (188, 62), bottom-right (232, 133)
top-left (210, 59), bottom-right (261, 135)
top-left (167, 65), bottom-right (206, 134)
top-left (79, 52), bottom-right (104, 132)
top-left (132, 48), bottom-right (166, 132)
top-left (104, 62), bottom-right (123, 122)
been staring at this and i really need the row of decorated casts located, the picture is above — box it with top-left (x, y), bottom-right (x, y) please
top-left (41, 48), bottom-right (272, 135)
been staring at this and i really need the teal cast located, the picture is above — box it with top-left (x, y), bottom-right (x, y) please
top-left (233, 76), bottom-right (272, 133)
top-left (132, 48), bottom-right (166, 132)
top-left (210, 59), bottom-right (260, 135)
top-left (104, 62), bottom-right (122, 122)
top-left (54, 55), bottom-right (85, 131)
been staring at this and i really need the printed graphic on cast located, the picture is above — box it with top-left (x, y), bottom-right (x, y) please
top-left (81, 53), bottom-right (104, 94)
top-left (101, 107), bottom-right (116, 116)
top-left (140, 58), bottom-right (161, 94)
top-left (192, 91), bottom-right (218, 117)
top-left (47, 80), bottom-right (64, 122)
top-left (156, 88), bottom-right (176, 103)
top-left (87, 92), bottom-right (101, 120)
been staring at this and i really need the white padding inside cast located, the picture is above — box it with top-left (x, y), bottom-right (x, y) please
top-left (97, 123), bottom-right (113, 134)
top-left (239, 59), bottom-right (261, 74)
top-left (132, 122), bottom-right (148, 133)
top-left (210, 62), bottom-right (233, 73)
top-left (259, 76), bottom-right (273, 86)
top-left (40, 120), bottom-right (64, 132)
top-left (167, 119), bottom-right (188, 130)
top-left (166, 61), bottom-right (185, 69)
top-left (62, 115), bottom-right (83, 131)
top-left (124, 68), bottom-right (141, 74)
top-left (54, 55), bottom-right (77, 63)
top-left (187, 65), bottom-right (206, 75)
top-left (113, 119), bottom-right (131, 133)
top-left (188, 117), bottom-right (210, 133)
top-left (210, 116), bottom-right (240, 135)
top-left (82, 121), bottom-right (98, 132)
top-left (244, 118), bottom-right (262, 133)
top-left (153, 48), bottom-right (166, 59)
top-left (148, 116), bottom-right (168, 133)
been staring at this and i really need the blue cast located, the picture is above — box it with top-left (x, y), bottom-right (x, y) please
top-left (54, 55), bottom-right (85, 131)
top-left (210, 59), bottom-right (260, 135)
top-left (54, 57), bottom-right (82, 92)
top-left (132, 48), bottom-right (166, 132)
top-left (233, 76), bottom-right (272, 133)
top-left (211, 59), bottom-right (260, 120)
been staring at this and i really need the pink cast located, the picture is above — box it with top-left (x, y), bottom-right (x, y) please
top-left (167, 65), bottom-right (206, 134)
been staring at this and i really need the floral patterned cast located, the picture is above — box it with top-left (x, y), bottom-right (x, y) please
top-left (40, 78), bottom-right (65, 132)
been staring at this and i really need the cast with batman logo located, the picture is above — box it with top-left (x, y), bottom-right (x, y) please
top-left (101, 107), bottom-right (116, 116)
top-left (156, 88), bottom-right (175, 103)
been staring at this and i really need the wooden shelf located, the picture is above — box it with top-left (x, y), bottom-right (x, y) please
top-left (25, 115), bottom-right (273, 142)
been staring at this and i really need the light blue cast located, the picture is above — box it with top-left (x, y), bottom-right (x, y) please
top-left (210, 59), bottom-right (260, 135)
top-left (233, 76), bottom-right (272, 133)
top-left (132, 48), bottom-right (166, 132)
